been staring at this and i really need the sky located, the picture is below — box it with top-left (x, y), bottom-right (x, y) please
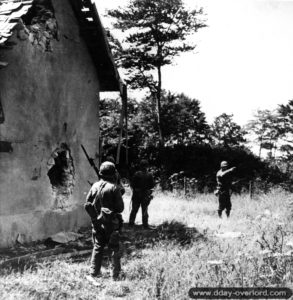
top-left (95, 0), bottom-right (293, 125)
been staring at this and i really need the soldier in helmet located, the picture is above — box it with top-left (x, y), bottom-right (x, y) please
top-left (85, 161), bottom-right (124, 280)
top-left (129, 159), bottom-right (155, 229)
top-left (215, 161), bottom-right (236, 218)
top-left (105, 155), bottom-right (125, 196)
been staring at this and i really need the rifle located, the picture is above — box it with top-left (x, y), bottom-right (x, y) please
top-left (81, 144), bottom-right (100, 178)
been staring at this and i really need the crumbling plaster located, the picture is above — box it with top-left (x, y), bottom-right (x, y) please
top-left (0, 0), bottom-right (101, 247)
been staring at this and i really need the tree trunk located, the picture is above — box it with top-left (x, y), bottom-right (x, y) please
top-left (259, 136), bottom-right (262, 158)
top-left (156, 65), bottom-right (164, 147)
top-left (156, 64), bottom-right (168, 190)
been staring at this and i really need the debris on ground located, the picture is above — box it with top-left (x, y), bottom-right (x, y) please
top-left (0, 222), bottom-right (208, 272)
top-left (0, 227), bottom-right (92, 271)
top-left (49, 231), bottom-right (83, 244)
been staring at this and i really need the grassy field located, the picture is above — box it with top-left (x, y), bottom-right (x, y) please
top-left (1, 189), bottom-right (293, 299)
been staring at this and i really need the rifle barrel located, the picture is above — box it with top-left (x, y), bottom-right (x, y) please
top-left (81, 144), bottom-right (100, 177)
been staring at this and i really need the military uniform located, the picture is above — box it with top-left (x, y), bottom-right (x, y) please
top-left (216, 161), bottom-right (236, 218)
top-left (129, 162), bottom-right (155, 228)
top-left (85, 162), bottom-right (124, 279)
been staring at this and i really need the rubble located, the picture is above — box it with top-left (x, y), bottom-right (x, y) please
top-left (0, 228), bottom-right (92, 271)
top-left (0, 222), bottom-right (207, 272)
top-left (49, 231), bottom-right (83, 244)
top-left (22, 0), bottom-right (59, 52)
top-left (47, 143), bottom-right (75, 209)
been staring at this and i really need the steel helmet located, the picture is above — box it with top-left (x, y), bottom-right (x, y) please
top-left (220, 161), bottom-right (228, 168)
top-left (99, 161), bottom-right (116, 178)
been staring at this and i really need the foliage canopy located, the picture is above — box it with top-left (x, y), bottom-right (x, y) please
top-left (108, 0), bottom-right (207, 145)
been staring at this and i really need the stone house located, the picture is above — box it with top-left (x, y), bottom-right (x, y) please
top-left (0, 0), bottom-right (123, 247)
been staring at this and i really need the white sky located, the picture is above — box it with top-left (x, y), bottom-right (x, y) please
top-left (95, 0), bottom-right (293, 125)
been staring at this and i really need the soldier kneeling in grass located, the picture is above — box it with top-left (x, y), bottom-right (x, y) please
top-left (215, 161), bottom-right (236, 218)
top-left (84, 161), bottom-right (124, 280)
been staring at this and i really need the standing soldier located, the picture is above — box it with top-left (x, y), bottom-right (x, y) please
top-left (84, 161), bottom-right (124, 280)
top-left (215, 161), bottom-right (236, 218)
top-left (105, 155), bottom-right (125, 196)
top-left (129, 159), bottom-right (155, 229)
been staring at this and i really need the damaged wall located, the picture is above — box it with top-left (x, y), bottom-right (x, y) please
top-left (0, 0), bottom-right (101, 247)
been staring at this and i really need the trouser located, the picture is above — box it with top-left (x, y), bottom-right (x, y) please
top-left (129, 191), bottom-right (150, 227)
top-left (90, 226), bottom-right (121, 278)
top-left (218, 191), bottom-right (231, 217)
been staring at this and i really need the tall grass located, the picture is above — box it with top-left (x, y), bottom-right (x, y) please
top-left (1, 189), bottom-right (293, 299)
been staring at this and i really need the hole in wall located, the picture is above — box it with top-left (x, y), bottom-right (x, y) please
top-left (47, 143), bottom-right (75, 208)
top-left (21, 0), bottom-right (59, 52)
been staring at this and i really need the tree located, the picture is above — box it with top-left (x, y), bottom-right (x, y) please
top-left (246, 109), bottom-right (280, 159)
top-left (162, 92), bottom-right (210, 145)
top-left (108, 0), bottom-right (206, 146)
top-left (137, 91), bottom-right (210, 146)
top-left (277, 100), bottom-right (293, 168)
top-left (211, 113), bottom-right (247, 148)
top-left (278, 100), bottom-right (293, 139)
top-left (99, 91), bottom-right (210, 164)
top-left (279, 144), bottom-right (293, 174)
top-left (99, 97), bottom-right (142, 161)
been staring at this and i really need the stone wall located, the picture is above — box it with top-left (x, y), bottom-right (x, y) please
top-left (0, 0), bottom-right (101, 247)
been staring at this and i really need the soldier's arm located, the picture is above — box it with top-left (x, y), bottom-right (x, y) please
top-left (84, 184), bottom-right (98, 220)
top-left (130, 172), bottom-right (139, 189)
top-left (148, 173), bottom-right (155, 190)
top-left (151, 174), bottom-right (155, 188)
top-left (86, 186), bottom-right (95, 203)
top-left (216, 173), bottom-right (221, 185)
top-left (222, 167), bottom-right (236, 177)
top-left (113, 187), bottom-right (124, 213)
top-left (116, 172), bottom-right (125, 195)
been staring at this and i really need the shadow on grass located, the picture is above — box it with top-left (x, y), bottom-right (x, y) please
top-left (0, 221), bottom-right (207, 273)
top-left (121, 220), bottom-right (207, 252)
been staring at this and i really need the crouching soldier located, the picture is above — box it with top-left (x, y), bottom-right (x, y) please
top-left (84, 161), bottom-right (124, 280)
top-left (129, 160), bottom-right (155, 229)
top-left (215, 161), bottom-right (236, 218)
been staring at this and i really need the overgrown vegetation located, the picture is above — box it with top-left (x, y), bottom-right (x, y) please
top-left (100, 97), bottom-right (292, 191)
top-left (102, 0), bottom-right (293, 192)
top-left (1, 190), bottom-right (293, 299)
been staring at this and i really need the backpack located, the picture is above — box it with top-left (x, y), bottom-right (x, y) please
top-left (92, 182), bottom-right (120, 232)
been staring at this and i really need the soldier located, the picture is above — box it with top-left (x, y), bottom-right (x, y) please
top-left (215, 161), bottom-right (236, 218)
top-left (129, 159), bottom-right (155, 229)
top-left (84, 161), bottom-right (124, 280)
